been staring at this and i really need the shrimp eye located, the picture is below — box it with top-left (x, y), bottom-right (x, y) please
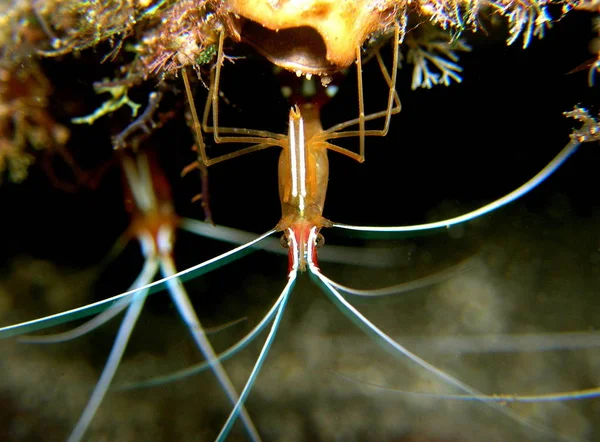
top-left (280, 234), bottom-right (290, 249)
top-left (315, 233), bottom-right (325, 248)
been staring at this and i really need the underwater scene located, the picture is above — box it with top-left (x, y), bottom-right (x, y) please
top-left (1, 1), bottom-right (600, 441)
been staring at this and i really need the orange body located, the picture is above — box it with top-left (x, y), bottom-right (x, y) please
top-left (121, 152), bottom-right (178, 257)
top-left (276, 105), bottom-right (332, 272)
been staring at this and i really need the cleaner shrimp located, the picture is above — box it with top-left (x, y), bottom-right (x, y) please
top-left (2, 20), bottom-right (600, 442)
top-left (7, 150), bottom-right (263, 442)
top-left (79, 27), bottom-right (598, 440)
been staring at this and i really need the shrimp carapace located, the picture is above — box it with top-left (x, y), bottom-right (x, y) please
top-left (276, 104), bottom-right (332, 271)
top-left (121, 151), bottom-right (178, 255)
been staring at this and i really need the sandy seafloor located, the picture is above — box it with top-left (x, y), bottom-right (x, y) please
top-left (1, 196), bottom-right (600, 442)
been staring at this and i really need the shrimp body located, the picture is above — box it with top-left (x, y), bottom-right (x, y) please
top-left (121, 152), bottom-right (178, 259)
top-left (277, 104), bottom-right (332, 271)
top-left (115, 152), bottom-right (262, 442)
